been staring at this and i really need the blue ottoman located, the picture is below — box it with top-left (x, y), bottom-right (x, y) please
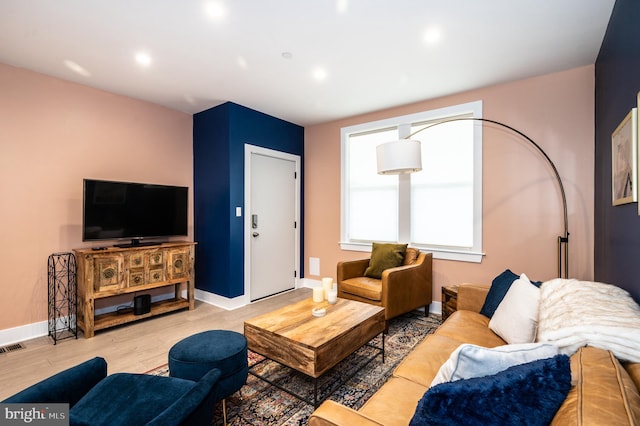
top-left (169, 330), bottom-right (248, 424)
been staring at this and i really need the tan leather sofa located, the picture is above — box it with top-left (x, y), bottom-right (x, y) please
top-left (310, 283), bottom-right (640, 425)
top-left (337, 249), bottom-right (433, 326)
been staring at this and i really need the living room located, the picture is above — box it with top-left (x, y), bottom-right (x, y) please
top-left (1, 0), bottom-right (640, 423)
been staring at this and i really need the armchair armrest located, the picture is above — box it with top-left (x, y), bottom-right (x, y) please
top-left (2, 357), bottom-right (107, 408)
top-left (148, 368), bottom-right (222, 426)
top-left (381, 252), bottom-right (433, 319)
top-left (457, 283), bottom-right (490, 313)
top-left (309, 400), bottom-right (384, 426)
top-left (337, 258), bottom-right (370, 281)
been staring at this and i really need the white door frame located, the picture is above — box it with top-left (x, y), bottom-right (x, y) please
top-left (244, 144), bottom-right (301, 304)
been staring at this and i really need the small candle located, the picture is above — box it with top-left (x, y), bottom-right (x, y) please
top-left (328, 289), bottom-right (338, 304)
top-left (322, 277), bottom-right (333, 300)
top-left (312, 287), bottom-right (324, 303)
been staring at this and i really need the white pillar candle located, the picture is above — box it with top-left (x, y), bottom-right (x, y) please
top-left (312, 286), bottom-right (324, 303)
top-left (322, 277), bottom-right (333, 300)
top-left (327, 289), bottom-right (338, 304)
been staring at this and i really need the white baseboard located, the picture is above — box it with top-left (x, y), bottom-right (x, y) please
top-left (300, 277), bottom-right (322, 288)
top-left (0, 283), bottom-right (444, 346)
top-left (194, 289), bottom-right (249, 310)
top-left (0, 321), bottom-right (48, 347)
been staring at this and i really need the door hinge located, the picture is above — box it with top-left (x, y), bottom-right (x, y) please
top-left (294, 221), bottom-right (297, 229)
top-left (294, 171), bottom-right (297, 179)
top-left (294, 270), bottom-right (297, 278)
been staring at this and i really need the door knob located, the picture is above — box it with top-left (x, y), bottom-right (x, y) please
top-left (252, 232), bottom-right (260, 237)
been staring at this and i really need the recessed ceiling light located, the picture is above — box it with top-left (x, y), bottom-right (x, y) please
top-left (336, 0), bottom-right (348, 14)
top-left (135, 51), bottom-right (152, 67)
top-left (282, 52), bottom-right (293, 60)
top-left (237, 56), bottom-right (248, 70)
top-left (312, 67), bottom-right (327, 82)
top-left (63, 59), bottom-right (91, 77)
top-left (423, 27), bottom-right (441, 45)
top-left (204, 1), bottom-right (226, 20)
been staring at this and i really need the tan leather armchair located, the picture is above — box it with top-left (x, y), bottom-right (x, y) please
top-left (337, 249), bottom-right (433, 325)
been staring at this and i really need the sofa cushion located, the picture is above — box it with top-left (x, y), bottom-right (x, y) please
top-left (410, 355), bottom-right (572, 426)
top-left (359, 377), bottom-right (428, 426)
top-left (627, 362), bottom-right (640, 392)
top-left (489, 273), bottom-right (540, 344)
top-left (553, 346), bottom-right (640, 425)
top-left (394, 334), bottom-right (467, 387)
top-left (430, 342), bottom-right (559, 387)
top-left (435, 310), bottom-right (506, 348)
top-left (364, 243), bottom-right (407, 279)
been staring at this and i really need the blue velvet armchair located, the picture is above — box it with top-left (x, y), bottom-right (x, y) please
top-left (3, 357), bottom-right (221, 426)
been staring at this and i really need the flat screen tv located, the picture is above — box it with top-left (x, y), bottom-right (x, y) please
top-left (83, 179), bottom-right (188, 247)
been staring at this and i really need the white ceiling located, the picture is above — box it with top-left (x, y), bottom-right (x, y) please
top-left (0, 0), bottom-right (615, 126)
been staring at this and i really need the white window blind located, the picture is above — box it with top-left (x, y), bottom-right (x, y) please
top-left (341, 101), bottom-right (483, 262)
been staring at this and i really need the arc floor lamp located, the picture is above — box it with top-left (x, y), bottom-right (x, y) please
top-left (376, 117), bottom-right (569, 278)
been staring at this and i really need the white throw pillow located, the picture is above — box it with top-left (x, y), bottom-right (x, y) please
top-left (489, 273), bottom-right (540, 344)
top-left (430, 342), bottom-right (559, 387)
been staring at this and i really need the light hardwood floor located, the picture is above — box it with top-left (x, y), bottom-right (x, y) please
top-left (0, 288), bottom-right (311, 400)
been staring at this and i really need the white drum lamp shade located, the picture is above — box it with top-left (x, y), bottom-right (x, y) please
top-left (376, 140), bottom-right (422, 175)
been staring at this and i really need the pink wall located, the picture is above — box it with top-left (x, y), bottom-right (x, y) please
top-left (0, 63), bottom-right (193, 332)
top-left (304, 65), bottom-right (595, 302)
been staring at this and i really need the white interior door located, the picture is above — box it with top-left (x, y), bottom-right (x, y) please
top-left (246, 146), bottom-right (299, 301)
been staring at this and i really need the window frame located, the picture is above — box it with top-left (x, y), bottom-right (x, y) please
top-left (340, 100), bottom-right (484, 262)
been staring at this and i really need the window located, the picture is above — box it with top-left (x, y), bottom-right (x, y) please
top-left (341, 101), bottom-right (483, 262)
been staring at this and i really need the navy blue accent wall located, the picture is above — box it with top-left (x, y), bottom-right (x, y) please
top-left (193, 102), bottom-right (304, 298)
top-left (595, 0), bottom-right (640, 301)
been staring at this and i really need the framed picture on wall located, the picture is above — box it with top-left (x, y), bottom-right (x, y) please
top-left (612, 107), bottom-right (637, 206)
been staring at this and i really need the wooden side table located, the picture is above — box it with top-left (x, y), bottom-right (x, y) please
top-left (441, 285), bottom-right (459, 321)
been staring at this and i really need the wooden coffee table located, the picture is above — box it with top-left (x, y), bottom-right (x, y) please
top-left (244, 297), bottom-right (385, 407)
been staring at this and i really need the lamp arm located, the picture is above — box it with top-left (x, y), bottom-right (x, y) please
top-left (409, 117), bottom-right (569, 277)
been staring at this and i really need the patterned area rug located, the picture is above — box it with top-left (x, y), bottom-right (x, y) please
top-left (147, 311), bottom-right (441, 425)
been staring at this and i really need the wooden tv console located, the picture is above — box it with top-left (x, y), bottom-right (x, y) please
top-left (74, 242), bottom-right (195, 338)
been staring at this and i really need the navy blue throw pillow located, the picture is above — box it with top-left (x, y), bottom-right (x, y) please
top-left (409, 355), bottom-right (571, 426)
top-left (479, 269), bottom-right (519, 318)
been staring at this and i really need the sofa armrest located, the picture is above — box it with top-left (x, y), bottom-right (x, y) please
top-left (337, 258), bottom-right (370, 281)
top-left (456, 283), bottom-right (490, 313)
top-left (2, 357), bottom-right (107, 408)
top-left (309, 400), bottom-right (384, 426)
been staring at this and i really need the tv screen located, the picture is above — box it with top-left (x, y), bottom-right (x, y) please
top-left (83, 179), bottom-right (188, 245)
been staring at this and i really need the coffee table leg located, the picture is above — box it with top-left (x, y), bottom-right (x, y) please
top-left (314, 378), bottom-right (318, 408)
top-left (248, 332), bottom-right (385, 408)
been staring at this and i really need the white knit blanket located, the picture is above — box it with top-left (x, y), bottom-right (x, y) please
top-left (537, 278), bottom-right (640, 362)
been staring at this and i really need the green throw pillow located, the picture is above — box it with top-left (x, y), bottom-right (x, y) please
top-left (364, 243), bottom-right (408, 279)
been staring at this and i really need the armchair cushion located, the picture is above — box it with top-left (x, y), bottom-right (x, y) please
top-left (341, 276), bottom-right (383, 302)
top-left (364, 243), bottom-right (407, 279)
top-left (69, 368), bottom-right (221, 426)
